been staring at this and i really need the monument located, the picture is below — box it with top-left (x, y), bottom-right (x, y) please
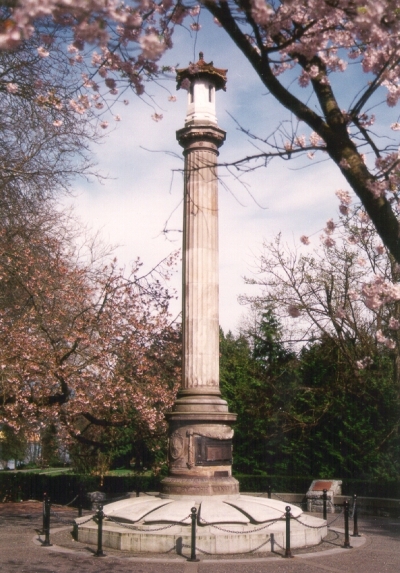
top-left (160, 52), bottom-right (238, 498)
top-left (76, 54), bottom-right (327, 554)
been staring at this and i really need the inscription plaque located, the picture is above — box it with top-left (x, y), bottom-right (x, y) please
top-left (312, 481), bottom-right (333, 491)
top-left (195, 436), bottom-right (232, 466)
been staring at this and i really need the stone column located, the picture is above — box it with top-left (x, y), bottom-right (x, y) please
top-left (160, 55), bottom-right (238, 498)
top-left (180, 124), bottom-right (225, 400)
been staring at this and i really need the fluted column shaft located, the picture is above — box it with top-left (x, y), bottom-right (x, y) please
top-left (177, 124), bottom-right (226, 392)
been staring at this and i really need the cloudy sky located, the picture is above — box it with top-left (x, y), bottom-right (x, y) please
top-left (65, 12), bottom-right (351, 333)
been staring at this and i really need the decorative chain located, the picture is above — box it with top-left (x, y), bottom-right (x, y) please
top-left (64, 494), bottom-right (79, 507)
top-left (49, 510), bottom-right (76, 525)
top-left (291, 514), bottom-right (326, 529)
top-left (327, 512), bottom-right (344, 527)
top-left (75, 515), bottom-right (96, 527)
top-left (182, 542), bottom-right (213, 556)
top-left (182, 535), bottom-right (271, 556)
top-left (106, 514), bottom-right (192, 532)
top-left (272, 536), bottom-right (285, 550)
top-left (271, 535), bottom-right (286, 551)
top-left (199, 516), bottom-right (283, 534)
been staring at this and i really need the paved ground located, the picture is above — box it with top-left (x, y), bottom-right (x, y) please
top-left (0, 501), bottom-right (399, 573)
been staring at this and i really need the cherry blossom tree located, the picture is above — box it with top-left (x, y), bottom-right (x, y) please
top-left (242, 197), bottom-right (400, 379)
top-left (0, 24), bottom-right (108, 206)
top-left (0, 200), bottom-right (181, 453)
top-left (197, 0), bottom-right (400, 263)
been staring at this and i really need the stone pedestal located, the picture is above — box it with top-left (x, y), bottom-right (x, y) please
top-left (306, 479), bottom-right (342, 513)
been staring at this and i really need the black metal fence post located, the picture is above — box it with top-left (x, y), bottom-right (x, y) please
top-left (78, 483), bottom-right (83, 518)
top-left (42, 492), bottom-right (47, 534)
top-left (95, 505), bottom-right (106, 557)
top-left (343, 500), bottom-right (352, 548)
top-left (352, 494), bottom-right (360, 537)
top-left (322, 488), bottom-right (328, 520)
top-left (187, 507), bottom-right (200, 562)
top-left (267, 484), bottom-right (272, 499)
top-left (42, 494), bottom-right (52, 547)
top-left (284, 506), bottom-right (294, 558)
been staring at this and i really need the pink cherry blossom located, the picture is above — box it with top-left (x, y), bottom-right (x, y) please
top-left (362, 276), bottom-right (400, 310)
top-left (335, 190), bottom-right (352, 205)
top-left (324, 219), bottom-right (335, 235)
top-left (389, 317), bottom-right (400, 330)
top-left (139, 33), bottom-right (166, 60)
top-left (335, 307), bottom-right (346, 320)
top-left (288, 304), bottom-right (301, 318)
top-left (323, 236), bottom-right (335, 248)
top-left (6, 82), bottom-right (18, 94)
top-left (376, 329), bottom-right (396, 350)
top-left (37, 46), bottom-right (49, 57)
top-left (356, 357), bottom-right (373, 370)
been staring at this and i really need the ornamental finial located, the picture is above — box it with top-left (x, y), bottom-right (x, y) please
top-left (176, 54), bottom-right (227, 91)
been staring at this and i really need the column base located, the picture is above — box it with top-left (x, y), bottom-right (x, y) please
top-left (163, 390), bottom-right (237, 498)
top-left (160, 474), bottom-right (239, 498)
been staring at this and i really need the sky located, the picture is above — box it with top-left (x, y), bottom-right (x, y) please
top-left (64, 11), bottom-right (353, 334)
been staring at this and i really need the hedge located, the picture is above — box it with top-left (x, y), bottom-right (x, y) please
top-left (0, 472), bottom-right (398, 505)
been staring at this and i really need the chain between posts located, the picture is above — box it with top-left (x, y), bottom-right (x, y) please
top-left (64, 494), bottom-right (79, 507)
top-left (326, 512), bottom-right (343, 527)
top-left (74, 514), bottom-right (96, 526)
top-left (49, 509), bottom-right (77, 525)
top-left (199, 516), bottom-right (282, 534)
top-left (182, 535), bottom-right (272, 556)
top-left (290, 514), bottom-right (328, 529)
top-left (106, 514), bottom-right (192, 532)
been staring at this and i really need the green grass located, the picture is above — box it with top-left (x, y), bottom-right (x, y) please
top-left (105, 469), bottom-right (154, 477)
top-left (8, 467), bottom-right (72, 475)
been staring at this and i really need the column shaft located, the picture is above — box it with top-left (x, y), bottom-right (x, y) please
top-left (183, 147), bottom-right (219, 389)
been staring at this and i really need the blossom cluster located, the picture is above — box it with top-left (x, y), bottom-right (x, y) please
top-left (245, 0), bottom-right (400, 106)
top-left (362, 275), bottom-right (400, 311)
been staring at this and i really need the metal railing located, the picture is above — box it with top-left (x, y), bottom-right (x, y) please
top-left (37, 488), bottom-right (369, 558)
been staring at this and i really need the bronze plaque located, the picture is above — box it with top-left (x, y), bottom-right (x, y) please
top-left (312, 481), bottom-right (332, 491)
top-left (195, 437), bottom-right (232, 466)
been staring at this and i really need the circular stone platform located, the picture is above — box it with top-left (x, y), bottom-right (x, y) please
top-left (75, 494), bottom-right (327, 555)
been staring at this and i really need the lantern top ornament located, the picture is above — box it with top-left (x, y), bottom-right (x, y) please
top-left (176, 52), bottom-right (227, 92)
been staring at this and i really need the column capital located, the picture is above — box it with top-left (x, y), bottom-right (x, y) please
top-left (176, 123), bottom-right (226, 152)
